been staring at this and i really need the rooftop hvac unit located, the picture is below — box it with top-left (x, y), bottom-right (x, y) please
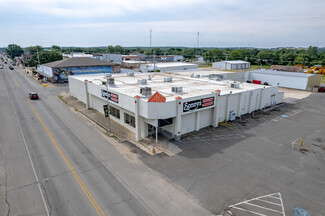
top-left (127, 71), bottom-right (134, 76)
top-left (164, 77), bottom-right (172, 82)
top-left (231, 82), bottom-right (240, 89)
top-left (140, 87), bottom-right (152, 96)
top-left (107, 77), bottom-right (115, 85)
top-left (138, 79), bottom-right (147, 85)
top-left (171, 86), bottom-right (183, 93)
top-left (194, 74), bottom-right (200, 78)
top-left (105, 73), bottom-right (112, 78)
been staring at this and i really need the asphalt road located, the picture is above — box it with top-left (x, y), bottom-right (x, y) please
top-left (0, 65), bottom-right (153, 216)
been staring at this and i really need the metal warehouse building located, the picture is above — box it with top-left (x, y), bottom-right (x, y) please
top-left (140, 62), bottom-right (198, 73)
top-left (69, 71), bottom-right (284, 142)
top-left (213, 60), bottom-right (250, 70)
top-left (37, 57), bottom-right (120, 83)
top-left (249, 70), bottom-right (322, 90)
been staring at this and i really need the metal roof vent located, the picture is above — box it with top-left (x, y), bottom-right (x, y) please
top-left (127, 71), bottom-right (134, 76)
top-left (138, 79), bottom-right (147, 85)
top-left (107, 77), bottom-right (115, 85)
top-left (171, 86), bottom-right (183, 93)
top-left (194, 74), bottom-right (200, 78)
top-left (231, 82), bottom-right (240, 89)
top-left (140, 87), bottom-right (152, 96)
top-left (164, 77), bottom-right (172, 82)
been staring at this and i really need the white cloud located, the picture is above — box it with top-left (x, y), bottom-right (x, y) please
top-left (0, 0), bottom-right (212, 17)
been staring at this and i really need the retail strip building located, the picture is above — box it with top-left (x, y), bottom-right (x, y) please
top-left (69, 71), bottom-right (284, 142)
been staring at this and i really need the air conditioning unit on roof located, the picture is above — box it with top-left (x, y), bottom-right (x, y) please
top-left (172, 86), bottom-right (183, 93)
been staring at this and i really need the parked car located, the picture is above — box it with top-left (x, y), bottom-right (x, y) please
top-left (9, 65), bottom-right (14, 70)
top-left (29, 92), bottom-right (39, 100)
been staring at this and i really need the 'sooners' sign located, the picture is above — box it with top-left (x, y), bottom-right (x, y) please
top-left (183, 97), bottom-right (214, 113)
top-left (101, 89), bottom-right (119, 103)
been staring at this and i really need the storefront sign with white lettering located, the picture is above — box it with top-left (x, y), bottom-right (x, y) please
top-left (183, 97), bottom-right (214, 112)
top-left (101, 89), bottom-right (119, 103)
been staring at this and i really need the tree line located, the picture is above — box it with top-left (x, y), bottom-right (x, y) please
top-left (5, 44), bottom-right (325, 67)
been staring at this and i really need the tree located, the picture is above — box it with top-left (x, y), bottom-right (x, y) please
top-left (52, 45), bottom-right (61, 51)
top-left (294, 53), bottom-right (309, 65)
top-left (28, 50), bottom-right (63, 67)
top-left (203, 48), bottom-right (224, 62)
top-left (26, 45), bottom-right (44, 55)
top-left (6, 44), bottom-right (24, 59)
top-left (257, 50), bottom-right (279, 65)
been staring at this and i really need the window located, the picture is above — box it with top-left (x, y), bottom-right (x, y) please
top-left (110, 106), bottom-right (120, 119)
top-left (124, 113), bottom-right (135, 128)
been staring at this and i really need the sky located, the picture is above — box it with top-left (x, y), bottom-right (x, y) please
top-left (0, 0), bottom-right (324, 48)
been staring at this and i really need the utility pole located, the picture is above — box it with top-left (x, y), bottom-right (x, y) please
top-left (225, 54), bottom-right (229, 71)
top-left (149, 28), bottom-right (152, 48)
top-left (106, 82), bottom-right (111, 132)
top-left (36, 48), bottom-right (40, 66)
top-left (196, 32), bottom-right (200, 56)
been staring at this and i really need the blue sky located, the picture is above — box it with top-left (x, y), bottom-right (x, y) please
top-left (0, 0), bottom-right (324, 48)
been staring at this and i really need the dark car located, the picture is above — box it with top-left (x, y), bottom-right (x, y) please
top-left (9, 65), bottom-right (14, 70)
top-left (29, 92), bottom-right (39, 100)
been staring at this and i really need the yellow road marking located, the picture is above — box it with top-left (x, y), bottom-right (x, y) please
top-left (26, 99), bottom-right (106, 216)
top-left (9, 71), bottom-right (20, 88)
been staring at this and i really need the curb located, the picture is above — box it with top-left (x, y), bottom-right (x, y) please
top-left (57, 93), bottom-right (159, 156)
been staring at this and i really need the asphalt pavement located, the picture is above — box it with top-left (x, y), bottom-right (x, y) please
top-left (0, 64), bottom-right (211, 216)
top-left (0, 65), bottom-right (155, 216)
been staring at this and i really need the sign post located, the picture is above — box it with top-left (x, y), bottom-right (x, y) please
top-left (103, 105), bottom-right (109, 118)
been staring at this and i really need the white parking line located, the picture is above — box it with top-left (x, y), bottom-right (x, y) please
top-left (229, 192), bottom-right (286, 216)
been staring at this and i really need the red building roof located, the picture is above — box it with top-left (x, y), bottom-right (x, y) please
top-left (148, 92), bottom-right (166, 103)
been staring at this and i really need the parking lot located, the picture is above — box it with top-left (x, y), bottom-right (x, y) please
top-left (140, 92), bottom-right (325, 215)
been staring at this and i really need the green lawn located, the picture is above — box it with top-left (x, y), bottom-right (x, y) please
top-left (250, 65), bottom-right (270, 70)
top-left (198, 63), bottom-right (212, 68)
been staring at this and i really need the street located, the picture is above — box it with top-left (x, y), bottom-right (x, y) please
top-left (0, 65), bottom-right (156, 216)
top-left (0, 65), bottom-right (211, 216)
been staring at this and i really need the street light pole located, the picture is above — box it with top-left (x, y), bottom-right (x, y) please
top-left (106, 83), bottom-right (111, 132)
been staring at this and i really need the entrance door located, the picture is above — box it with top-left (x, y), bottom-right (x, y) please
top-left (148, 124), bottom-right (156, 136)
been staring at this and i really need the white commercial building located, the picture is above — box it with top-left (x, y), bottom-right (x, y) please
top-left (249, 70), bottom-right (322, 90)
top-left (94, 54), bottom-right (122, 64)
top-left (63, 53), bottom-right (94, 58)
top-left (69, 71), bottom-right (284, 142)
top-left (213, 60), bottom-right (250, 70)
top-left (140, 62), bottom-right (198, 73)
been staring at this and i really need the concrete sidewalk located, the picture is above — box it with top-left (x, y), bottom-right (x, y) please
top-left (58, 92), bottom-right (165, 155)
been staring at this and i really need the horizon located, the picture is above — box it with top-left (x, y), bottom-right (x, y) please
top-left (1, 0), bottom-right (324, 48)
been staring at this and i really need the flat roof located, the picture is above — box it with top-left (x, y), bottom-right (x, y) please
top-left (250, 69), bottom-right (317, 77)
top-left (43, 57), bottom-right (119, 68)
top-left (216, 60), bottom-right (249, 64)
top-left (144, 62), bottom-right (198, 68)
top-left (71, 71), bottom-right (273, 102)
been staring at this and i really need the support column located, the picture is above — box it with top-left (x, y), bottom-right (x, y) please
top-left (84, 80), bottom-right (90, 109)
top-left (213, 90), bottom-right (220, 127)
top-left (237, 92), bottom-right (242, 117)
top-left (226, 93), bottom-right (231, 121)
top-left (195, 111), bottom-right (200, 131)
top-left (259, 87), bottom-right (265, 109)
top-left (174, 96), bottom-right (183, 141)
top-left (134, 95), bottom-right (141, 142)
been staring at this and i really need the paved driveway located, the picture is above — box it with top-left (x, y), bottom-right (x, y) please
top-left (140, 93), bottom-right (325, 215)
